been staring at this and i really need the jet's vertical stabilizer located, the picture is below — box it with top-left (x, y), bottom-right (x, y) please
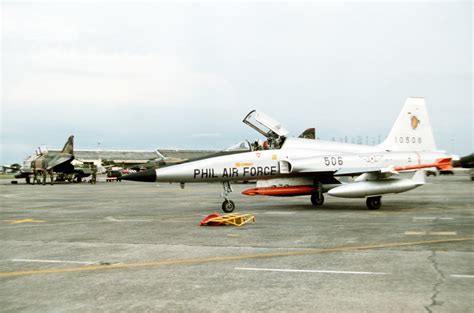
top-left (379, 97), bottom-right (436, 152)
top-left (61, 135), bottom-right (74, 154)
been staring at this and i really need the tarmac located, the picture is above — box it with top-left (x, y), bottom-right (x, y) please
top-left (0, 174), bottom-right (473, 312)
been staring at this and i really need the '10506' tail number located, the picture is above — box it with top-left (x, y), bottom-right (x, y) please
top-left (324, 156), bottom-right (344, 166)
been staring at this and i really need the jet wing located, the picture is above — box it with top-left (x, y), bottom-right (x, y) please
top-left (333, 158), bottom-right (453, 177)
top-left (334, 167), bottom-right (388, 177)
top-left (47, 155), bottom-right (74, 170)
top-left (283, 157), bottom-right (400, 180)
top-left (289, 156), bottom-right (450, 182)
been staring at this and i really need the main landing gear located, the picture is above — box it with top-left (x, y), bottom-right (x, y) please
top-left (366, 196), bottom-right (382, 210)
top-left (310, 192), bottom-right (324, 206)
top-left (310, 182), bottom-right (324, 206)
top-left (221, 181), bottom-right (235, 213)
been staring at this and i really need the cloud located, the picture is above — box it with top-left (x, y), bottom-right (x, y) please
top-left (190, 133), bottom-right (223, 138)
top-left (2, 4), bottom-right (79, 44)
top-left (4, 52), bottom-right (231, 109)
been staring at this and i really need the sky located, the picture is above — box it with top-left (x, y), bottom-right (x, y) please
top-left (1, 0), bottom-right (472, 164)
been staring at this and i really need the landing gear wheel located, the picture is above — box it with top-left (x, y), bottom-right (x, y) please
top-left (311, 193), bottom-right (324, 206)
top-left (366, 196), bottom-right (382, 210)
top-left (222, 199), bottom-right (235, 213)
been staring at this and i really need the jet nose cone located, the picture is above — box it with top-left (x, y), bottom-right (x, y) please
top-left (122, 169), bottom-right (157, 182)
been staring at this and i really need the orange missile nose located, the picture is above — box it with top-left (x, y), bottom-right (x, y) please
top-left (242, 188), bottom-right (258, 196)
top-left (435, 158), bottom-right (453, 170)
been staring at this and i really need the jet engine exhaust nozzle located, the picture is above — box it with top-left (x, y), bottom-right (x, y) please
top-left (121, 169), bottom-right (157, 182)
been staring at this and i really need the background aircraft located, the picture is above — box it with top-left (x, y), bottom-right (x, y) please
top-left (123, 97), bottom-right (453, 212)
top-left (1, 163), bottom-right (21, 174)
top-left (120, 150), bottom-right (188, 172)
top-left (454, 153), bottom-right (474, 168)
top-left (14, 135), bottom-right (90, 184)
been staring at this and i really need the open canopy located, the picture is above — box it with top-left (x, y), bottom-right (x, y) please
top-left (242, 110), bottom-right (289, 139)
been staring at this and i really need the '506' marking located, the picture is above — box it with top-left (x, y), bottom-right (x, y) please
top-left (324, 156), bottom-right (343, 166)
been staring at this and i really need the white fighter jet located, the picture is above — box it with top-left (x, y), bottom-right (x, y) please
top-left (123, 97), bottom-right (453, 212)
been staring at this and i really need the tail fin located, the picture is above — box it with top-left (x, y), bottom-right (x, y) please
top-left (378, 97), bottom-right (436, 151)
top-left (61, 135), bottom-right (74, 154)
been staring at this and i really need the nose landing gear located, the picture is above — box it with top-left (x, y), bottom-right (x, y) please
top-left (221, 181), bottom-right (235, 213)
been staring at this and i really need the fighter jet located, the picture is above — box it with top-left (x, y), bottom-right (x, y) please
top-left (15, 135), bottom-right (82, 184)
top-left (127, 150), bottom-right (191, 171)
top-left (123, 97), bottom-right (453, 212)
top-left (1, 163), bottom-right (22, 174)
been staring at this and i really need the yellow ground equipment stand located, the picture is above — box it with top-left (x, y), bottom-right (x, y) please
top-left (200, 213), bottom-right (256, 226)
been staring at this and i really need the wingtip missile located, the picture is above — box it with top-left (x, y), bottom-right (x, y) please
top-left (393, 158), bottom-right (453, 172)
top-left (435, 158), bottom-right (453, 171)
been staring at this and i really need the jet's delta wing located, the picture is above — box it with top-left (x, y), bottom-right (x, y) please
top-left (47, 155), bottom-right (74, 170)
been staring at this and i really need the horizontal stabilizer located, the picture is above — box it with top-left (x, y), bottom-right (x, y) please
top-left (411, 170), bottom-right (426, 185)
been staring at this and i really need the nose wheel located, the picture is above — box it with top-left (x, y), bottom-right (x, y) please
top-left (221, 181), bottom-right (235, 213)
top-left (222, 199), bottom-right (236, 213)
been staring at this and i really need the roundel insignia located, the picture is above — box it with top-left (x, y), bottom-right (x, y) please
top-left (411, 115), bottom-right (420, 130)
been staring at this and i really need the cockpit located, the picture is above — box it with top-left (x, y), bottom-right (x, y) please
top-left (223, 110), bottom-right (289, 152)
top-left (224, 140), bottom-right (252, 152)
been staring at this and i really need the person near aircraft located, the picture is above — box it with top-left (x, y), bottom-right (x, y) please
top-left (90, 164), bottom-right (97, 184)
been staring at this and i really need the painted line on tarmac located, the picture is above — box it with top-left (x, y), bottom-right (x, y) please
top-left (0, 220), bottom-right (105, 229)
top-left (405, 231), bottom-right (458, 236)
top-left (235, 267), bottom-right (387, 275)
top-left (0, 237), bottom-right (472, 278)
top-left (6, 218), bottom-right (45, 225)
top-left (105, 217), bottom-right (152, 223)
top-left (412, 217), bottom-right (453, 220)
top-left (12, 259), bottom-right (96, 265)
top-left (450, 274), bottom-right (474, 278)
